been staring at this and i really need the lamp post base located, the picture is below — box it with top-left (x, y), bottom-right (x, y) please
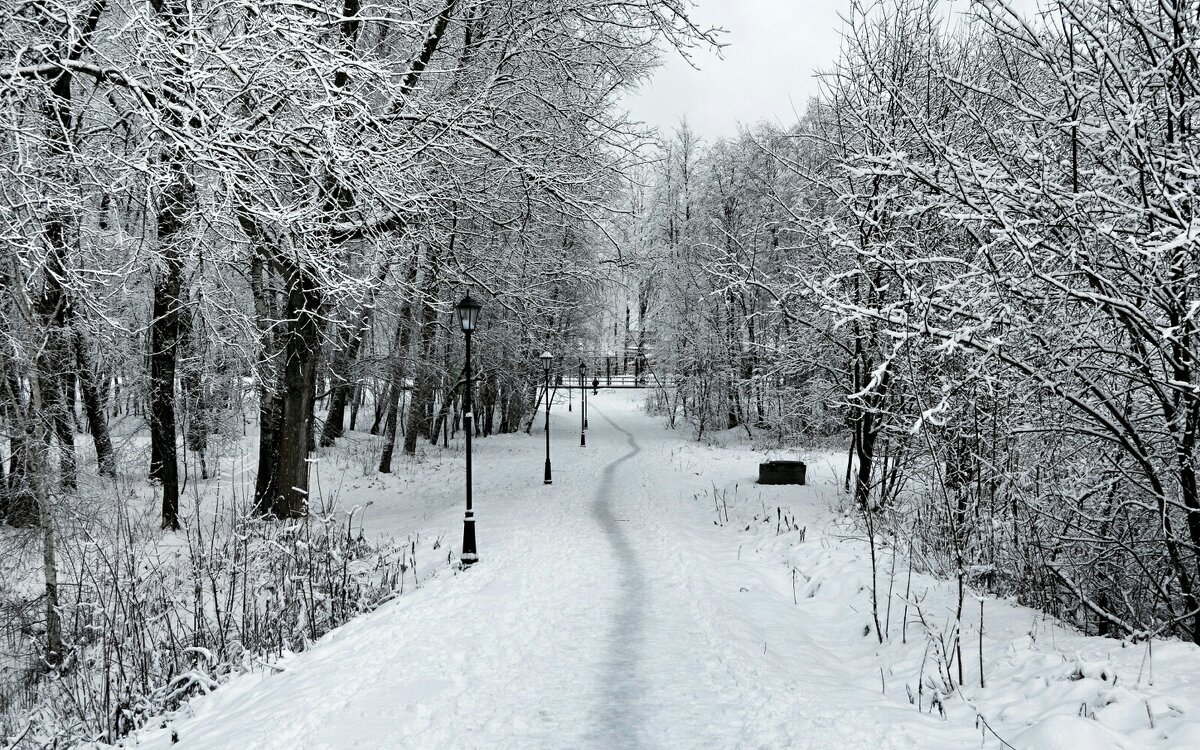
top-left (544, 460), bottom-right (552, 484)
top-left (461, 512), bottom-right (478, 567)
top-left (580, 432), bottom-right (586, 447)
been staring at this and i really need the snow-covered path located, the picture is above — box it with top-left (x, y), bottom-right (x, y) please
top-left (588, 414), bottom-right (646, 747)
top-left (129, 392), bottom-right (1200, 750)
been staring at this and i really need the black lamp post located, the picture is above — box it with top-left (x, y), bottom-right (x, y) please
top-left (456, 293), bottom-right (482, 568)
top-left (541, 350), bottom-right (553, 484)
top-left (578, 362), bottom-right (587, 447)
top-left (583, 364), bottom-right (589, 428)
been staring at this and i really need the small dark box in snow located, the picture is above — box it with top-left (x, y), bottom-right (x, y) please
top-left (758, 460), bottom-right (806, 485)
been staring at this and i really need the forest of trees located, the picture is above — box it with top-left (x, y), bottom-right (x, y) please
top-left (0, 0), bottom-right (712, 741)
top-left (629, 0), bottom-right (1200, 658)
top-left (3, 0), bottom-right (1199, 742)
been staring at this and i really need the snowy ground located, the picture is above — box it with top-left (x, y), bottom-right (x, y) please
top-left (114, 391), bottom-right (1200, 749)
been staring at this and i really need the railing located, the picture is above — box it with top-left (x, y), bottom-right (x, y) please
top-left (545, 352), bottom-right (673, 389)
top-left (554, 373), bottom-right (674, 390)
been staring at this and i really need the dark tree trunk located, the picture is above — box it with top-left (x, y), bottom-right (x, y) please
top-left (146, 0), bottom-right (193, 530)
top-left (404, 247), bottom-right (441, 455)
top-left (852, 378), bottom-right (890, 511)
top-left (149, 240), bottom-right (184, 529)
top-left (253, 389), bottom-right (282, 514)
top-left (482, 373), bottom-right (496, 437)
top-left (321, 331), bottom-right (356, 445)
top-left (148, 141), bottom-right (191, 530)
top-left (379, 261), bottom-right (419, 473)
top-left (307, 381), bottom-right (318, 453)
top-left (497, 386), bottom-right (513, 434)
top-left (269, 264), bottom-right (323, 518)
top-left (378, 392), bottom-right (403, 474)
top-left (348, 384), bottom-right (362, 431)
top-left (246, 244), bottom-right (283, 515)
top-left (35, 197), bottom-right (79, 494)
top-left (725, 293), bottom-right (740, 430)
top-left (370, 381), bottom-right (390, 435)
top-left (853, 415), bottom-right (876, 510)
top-left (74, 330), bottom-right (116, 477)
top-left (37, 186), bottom-right (77, 493)
top-left (321, 267), bottom-right (386, 446)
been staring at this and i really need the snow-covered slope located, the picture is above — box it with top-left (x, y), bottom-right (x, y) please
top-left (113, 391), bottom-right (1200, 749)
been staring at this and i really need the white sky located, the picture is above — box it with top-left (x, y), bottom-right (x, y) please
top-left (623, 0), bottom-right (849, 139)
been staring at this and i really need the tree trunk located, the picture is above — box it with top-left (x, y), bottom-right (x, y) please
top-left (378, 391), bottom-right (403, 474)
top-left (27, 368), bottom-right (62, 666)
top-left (482, 373), bottom-right (496, 437)
top-left (0, 267), bottom-right (64, 664)
top-left (321, 329), bottom-right (357, 445)
top-left (307, 381), bottom-right (318, 453)
top-left (321, 262), bottom-right (388, 446)
top-left (254, 389), bottom-right (282, 514)
top-left (149, 217), bottom-right (186, 530)
top-left (405, 320), bottom-right (441, 453)
top-left (110, 373), bottom-right (121, 417)
top-left (497, 385), bottom-right (514, 434)
top-left (0, 319), bottom-right (39, 527)
top-left (370, 381), bottom-right (391, 435)
top-left (431, 388), bottom-right (458, 446)
top-left (74, 329), bottom-right (116, 477)
top-left (269, 264), bottom-right (322, 517)
top-left (379, 262), bottom-right (419, 473)
top-left (403, 247), bottom-right (441, 455)
top-left (348, 384), bottom-right (362, 431)
top-left (180, 352), bottom-right (209, 480)
top-left (33, 0), bottom-right (108, 495)
top-left (37, 229), bottom-right (78, 495)
top-left (247, 245), bottom-right (283, 515)
top-left (40, 339), bottom-right (76, 492)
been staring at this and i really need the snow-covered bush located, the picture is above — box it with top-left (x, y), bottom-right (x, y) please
top-left (0, 490), bottom-right (408, 746)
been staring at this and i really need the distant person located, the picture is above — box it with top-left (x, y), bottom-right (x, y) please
top-left (592, 377), bottom-right (599, 395)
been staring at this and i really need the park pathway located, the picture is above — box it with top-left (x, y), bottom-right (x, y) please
top-left (588, 414), bottom-right (647, 748)
top-left (137, 393), bottom-right (981, 750)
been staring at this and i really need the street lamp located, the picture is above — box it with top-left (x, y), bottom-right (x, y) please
top-left (578, 361), bottom-right (586, 447)
top-left (456, 293), bottom-right (482, 568)
top-left (541, 351), bottom-right (553, 484)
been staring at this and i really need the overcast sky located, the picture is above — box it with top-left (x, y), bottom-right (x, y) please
top-left (623, 0), bottom-right (848, 139)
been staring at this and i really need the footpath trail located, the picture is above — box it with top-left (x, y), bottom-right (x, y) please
top-left (140, 393), bottom-right (984, 750)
